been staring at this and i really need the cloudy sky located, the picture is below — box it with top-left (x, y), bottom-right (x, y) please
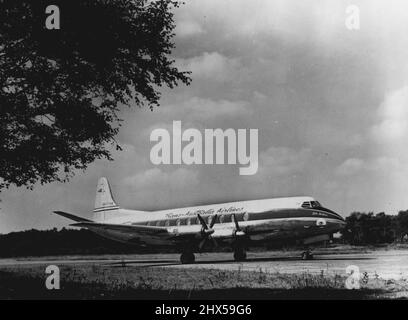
top-left (2, 0), bottom-right (408, 233)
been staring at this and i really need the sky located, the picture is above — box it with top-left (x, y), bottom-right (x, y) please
top-left (2, 0), bottom-right (408, 233)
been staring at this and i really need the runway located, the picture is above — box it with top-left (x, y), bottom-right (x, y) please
top-left (171, 250), bottom-right (408, 280)
top-left (1, 249), bottom-right (408, 280)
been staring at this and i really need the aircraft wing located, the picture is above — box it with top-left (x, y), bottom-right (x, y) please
top-left (53, 211), bottom-right (203, 243)
top-left (70, 221), bottom-right (168, 235)
top-left (53, 210), bottom-right (195, 240)
top-left (53, 211), bottom-right (93, 222)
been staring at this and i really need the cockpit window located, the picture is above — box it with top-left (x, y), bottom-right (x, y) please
top-left (302, 201), bottom-right (322, 209)
top-left (311, 201), bottom-right (321, 207)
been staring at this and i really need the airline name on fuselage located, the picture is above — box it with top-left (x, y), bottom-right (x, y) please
top-left (165, 206), bottom-right (245, 219)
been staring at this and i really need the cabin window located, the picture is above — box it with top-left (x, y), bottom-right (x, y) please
top-left (165, 220), bottom-right (170, 227)
top-left (156, 221), bottom-right (161, 227)
top-left (219, 215), bottom-right (224, 223)
top-left (176, 219), bottom-right (181, 226)
top-left (187, 218), bottom-right (191, 225)
top-left (243, 212), bottom-right (249, 221)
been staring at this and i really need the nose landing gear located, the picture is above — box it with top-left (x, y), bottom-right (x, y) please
top-left (301, 249), bottom-right (313, 260)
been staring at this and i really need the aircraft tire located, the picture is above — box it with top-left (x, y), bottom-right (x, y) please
top-left (180, 252), bottom-right (195, 264)
top-left (301, 251), bottom-right (313, 260)
top-left (233, 249), bottom-right (247, 261)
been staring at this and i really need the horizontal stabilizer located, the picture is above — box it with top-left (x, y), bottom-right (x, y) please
top-left (53, 211), bottom-right (93, 222)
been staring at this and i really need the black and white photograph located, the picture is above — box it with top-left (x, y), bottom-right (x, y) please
top-left (1, 0), bottom-right (408, 306)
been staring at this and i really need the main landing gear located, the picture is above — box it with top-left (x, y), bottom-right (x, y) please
top-left (301, 249), bottom-right (313, 260)
top-left (180, 252), bottom-right (195, 264)
top-left (233, 246), bottom-right (247, 261)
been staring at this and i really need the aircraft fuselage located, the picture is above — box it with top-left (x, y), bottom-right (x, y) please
top-left (55, 178), bottom-right (346, 263)
top-left (90, 196), bottom-right (345, 248)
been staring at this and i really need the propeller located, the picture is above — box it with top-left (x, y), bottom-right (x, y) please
top-left (231, 214), bottom-right (246, 237)
top-left (197, 214), bottom-right (218, 251)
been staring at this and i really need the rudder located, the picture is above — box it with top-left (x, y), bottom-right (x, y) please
top-left (93, 177), bottom-right (120, 221)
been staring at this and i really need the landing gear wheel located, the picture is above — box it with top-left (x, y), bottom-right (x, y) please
top-left (301, 251), bottom-right (313, 260)
top-left (233, 248), bottom-right (247, 261)
top-left (180, 252), bottom-right (195, 264)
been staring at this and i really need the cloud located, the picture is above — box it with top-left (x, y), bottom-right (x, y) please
top-left (182, 97), bottom-right (249, 119)
top-left (176, 52), bottom-right (241, 82)
top-left (335, 157), bottom-right (400, 176)
top-left (335, 158), bottom-right (365, 176)
top-left (371, 86), bottom-right (408, 143)
top-left (332, 155), bottom-right (407, 215)
top-left (259, 147), bottom-right (312, 176)
top-left (305, 122), bottom-right (365, 148)
top-left (175, 20), bottom-right (205, 38)
top-left (370, 157), bottom-right (400, 172)
top-left (123, 167), bottom-right (199, 190)
top-left (175, 0), bottom-right (349, 45)
top-left (161, 96), bottom-right (251, 121)
top-left (233, 146), bottom-right (313, 199)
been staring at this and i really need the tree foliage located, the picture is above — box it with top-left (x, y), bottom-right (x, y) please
top-left (0, 0), bottom-right (190, 189)
top-left (341, 211), bottom-right (408, 245)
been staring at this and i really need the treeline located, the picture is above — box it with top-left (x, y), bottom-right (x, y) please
top-left (340, 210), bottom-right (408, 245)
top-left (1, 211), bottom-right (408, 257)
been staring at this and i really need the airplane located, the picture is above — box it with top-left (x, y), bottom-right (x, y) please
top-left (54, 177), bottom-right (346, 264)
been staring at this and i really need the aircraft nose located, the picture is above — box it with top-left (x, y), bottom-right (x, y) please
top-left (336, 214), bottom-right (346, 228)
top-left (331, 210), bottom-right (345, 222)
top-left (328, 210), bottom-right (346, 229)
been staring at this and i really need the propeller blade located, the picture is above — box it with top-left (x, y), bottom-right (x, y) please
top-left (197, 214), bottom-right (219, 251)
top-left (232, 214), bottom-right (240, 231)
top-left (197, 214), bottom-right (208, 230)
top-left (211, 236), bottom-right (218, 248)
top-left (198, 238), bottom-right (206, 251)
top-left (209, 214), bottom-right (218, 228)
top-left (198, 236), bottom-right (218, 251)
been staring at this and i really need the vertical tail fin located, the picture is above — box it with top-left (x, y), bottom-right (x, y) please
top-left (93, 177), bottom-right (120, 221)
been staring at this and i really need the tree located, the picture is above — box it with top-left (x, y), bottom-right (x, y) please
top-left (0, 0), bottom-right (190, 189)
top-left (396, 210), bottom-right (408, 242)
top-left (341, 211), bottom-right (399, 245)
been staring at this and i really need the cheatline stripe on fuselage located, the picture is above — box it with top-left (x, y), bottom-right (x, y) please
top-left (213, 217), bottom-right (344, 231)
top-left (129, 208), bottom-right (344, 227)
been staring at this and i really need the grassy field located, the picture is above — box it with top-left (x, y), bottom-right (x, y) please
top-left (1, 262), bottom-right (407, 299)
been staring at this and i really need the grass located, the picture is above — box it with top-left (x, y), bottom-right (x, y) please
top-left (0, 263), bottom-right (406, 299)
